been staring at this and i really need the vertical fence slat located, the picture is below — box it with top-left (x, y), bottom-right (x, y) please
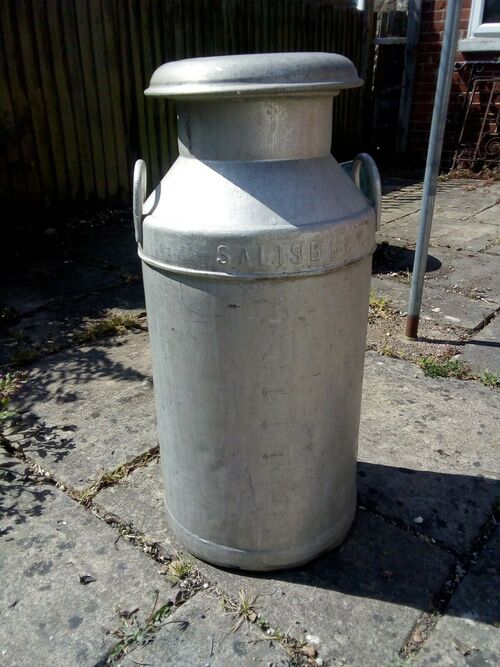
top-left (0, 1), bottom-right (39, 207)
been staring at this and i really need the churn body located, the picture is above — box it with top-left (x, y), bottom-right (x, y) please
top-left (134, 54), bottom-right (379, 570)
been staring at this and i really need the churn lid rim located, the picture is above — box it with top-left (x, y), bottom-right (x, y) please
top-left (145, 52), bottom-right (363, 98)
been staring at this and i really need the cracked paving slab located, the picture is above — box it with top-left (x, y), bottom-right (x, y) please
top-left (91, 351), bottom-right (500, 663)
top-left (461, 314), bottom-right (500, 376)
top-left (414, 528), bottom-right (500, 667)
top-left (0, 280), bottom-right (146, 366)
top-left (359, 353), bottom-right (499, 554)
top-left (10, 332), bottom-right (156, 491)
top-left (1, 259), bottom-right (122, 316)
top-left (119, 590), bottom-right (289, 667)
top-left (96, 470), bottom-right (455, 667)
top-left (97, 351), bottom-right (499, 558)
top-left (373, 240), bottom-right (500, 308)
top-left (380, 214), bottom-right (499, 252)
top-left (370, 275), bottom-right (494, 330)
top-left (0, 452), bottom-right (172, 667)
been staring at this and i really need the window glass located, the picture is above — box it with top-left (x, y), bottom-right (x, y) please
top-left (483, 0), bottom-right (500, 23)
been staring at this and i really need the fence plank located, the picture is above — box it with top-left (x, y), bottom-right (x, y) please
top-left (1, 0), bottom-right (367, 221)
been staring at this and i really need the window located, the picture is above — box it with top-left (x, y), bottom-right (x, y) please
top-left (460, 0), bottom-right (500, 51)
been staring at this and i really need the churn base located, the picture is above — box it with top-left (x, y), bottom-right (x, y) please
top-left (164, 500), bottom-right (357, 572)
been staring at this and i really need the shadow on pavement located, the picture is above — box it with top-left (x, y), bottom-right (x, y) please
top-left (373, 242), bottom-right (442, 275)
top-left (0, 458), bottom-right (55, 538)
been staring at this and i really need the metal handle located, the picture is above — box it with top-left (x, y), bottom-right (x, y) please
top-left (352, 152), bottom-right (381, 231)
top-left (133, 159), bottom-right (147, 245)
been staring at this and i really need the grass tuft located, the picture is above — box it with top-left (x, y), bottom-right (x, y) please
top-left (369, 290), bottom-right (392, 320)
top-left (107, 590), bottom-right (173, 664)
top-left (222, 589), bottom-right (258, 632)
top-left (417, 356), bottom-right (471, 380)
top-left (0, 370), bottom-right (28, 425)
top-left (480, 370), bottom-right (499, 387)
top-left (73, 312), bottom-right (144, 344)
top-left (73, 447), bottom-right (159, 505)
top-left (165, 554), bottom-right (194, 582)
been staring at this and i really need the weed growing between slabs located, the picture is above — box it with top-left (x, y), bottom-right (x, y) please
top-left (418, 356), bottom-right (499, 387)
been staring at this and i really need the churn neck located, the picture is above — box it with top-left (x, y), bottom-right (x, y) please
top-left (145, 52), bottom-right (363, 162)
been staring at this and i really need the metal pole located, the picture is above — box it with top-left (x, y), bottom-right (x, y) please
top-left (405, 0), bottom-right (462, 339)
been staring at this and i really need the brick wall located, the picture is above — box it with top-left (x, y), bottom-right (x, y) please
top-left (409, 0), bottom-right (500, 168)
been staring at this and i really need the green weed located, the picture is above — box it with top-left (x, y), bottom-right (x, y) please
top-left (417, 356), bottom-right (471, 379)
top-left (481, 370), bottom-right (499, 387)
top-left (0, 370), bottom-right (27, 422)
top-left (369, 289), bottom-right (392, 319)
top-left (73, 312), bottom-right (144, 344)
top-left (107, 591), bottom-right (173, 664)
top-left (165, 554), bottom-right (194, 582)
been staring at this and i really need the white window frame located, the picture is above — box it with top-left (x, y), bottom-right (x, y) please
top-left (460, 0), bottom-right (500, 51)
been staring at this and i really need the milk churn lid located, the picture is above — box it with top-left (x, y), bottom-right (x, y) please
top-left (145, 52), bottom-right (362, 98)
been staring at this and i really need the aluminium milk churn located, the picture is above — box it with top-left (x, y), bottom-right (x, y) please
top-left (133, 53), bottom-right (381, 571)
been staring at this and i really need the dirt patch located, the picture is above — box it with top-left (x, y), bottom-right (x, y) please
top-left (367, 311), bottom-right (469, 363)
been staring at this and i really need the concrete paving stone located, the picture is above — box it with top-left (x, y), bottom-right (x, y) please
top-left (75, 223), bottom-right (141, 276)
top-left (414, 528), bottom-right (500, 667)
top-left (482, 241), bottom-right (500, 256)
top-left (94, 352), bottom-right (499, 556)
top-left (374, 240), bottom-right (499, 306)
top-left (381, 185), bottom-right (421, 224)
top-left (432, 184), bottom-right (500, 221)
top-left (371, 276), bottom-right (494, 330)
top-left (357, 462), bottom-right (498, 555)
top-left (2, 279), bottom-right (146, 361)
top-left (95, 459), bottom-right (175, 550)
top-left (96, 467), bottom-right (455, 667)
top-left (374, 237), bottom-right (443, 274)
top-left (11, 332), bottom-right (157, 491)
top-left (423, 250), bottom-right (500, 306)
top-left (360, 353), bottom-right (500, 479)
top-left (381, 214), bottom-right (499, 252)
top-left (461, 314), bottom-right (500, 376)
top-left (120, 590), bottom-right (289, 667)
top-left (379, 180), bottom-right (500, 227)
top-left (197, 512), bottom-right (455, 667)
top-left (0, 452), bottom-right (172, 667)
top-left (467, 201), bottom-right (500, 225)
top-left (1, 258), bottom-right (121, 316)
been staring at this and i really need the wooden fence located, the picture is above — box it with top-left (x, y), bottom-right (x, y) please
top-left (0, 0), bottom-right (365, 222)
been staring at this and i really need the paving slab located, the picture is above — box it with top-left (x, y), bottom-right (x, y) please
top-left (120, 590), bottom-right (289, 667)
top-left (360, 353), bottom-right (500, 479)
top-left (11, 332), bottom-right (156, 491)
top-left (431, 187), bottom-right (500, 221)
top-left (371, 275), bottom-right (494, 330)
top-left (95, 470), bottom-right (454, 667)
top-left (374, 241), bottom-right (499, 306)
top-left (467, 201), bottom-right (500, 225)
top-left (415, 528), bottom-right (500, 667)
top-left (357, 462), bottom-right (498, 555)
top-left (74, 223), bottom-right (141, 276)
top-left (0, 280), bottom-right (146, 366)
top-left (198, 511), bottom-right (454, 667)
top-left (0, 259), bottom-right (121, 316)
top-left (95, 459), bottom-right (175, 549)
top-left (94, 352), bottom-right (499, 557)
top-left (379, 180), bottom-right (500, 227)
top-left (423, 250), bottom-right (500, 306)
top-left (461, 315), bottom-right (500, 376)
top-left (0, 452), bottom-right (172, 667)
top-left (381, 213), bottom-right (499, 252)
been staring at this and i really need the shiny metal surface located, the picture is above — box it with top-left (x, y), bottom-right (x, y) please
top-left (136, 53), bottom-right (378, 570)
